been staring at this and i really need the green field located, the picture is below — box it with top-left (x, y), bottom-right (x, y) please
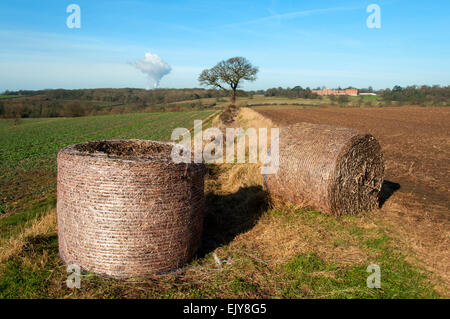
top-left (0, 110), bottom-right (215, 216)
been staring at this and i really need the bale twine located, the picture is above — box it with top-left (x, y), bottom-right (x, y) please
top-left (57, 139), bottom-right (207, 278)
top-left (264, 123), bottom-right (384, 216)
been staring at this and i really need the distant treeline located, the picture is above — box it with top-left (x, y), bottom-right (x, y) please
top-left (1, 88), bottom-right (230, 104)
top-left (0, 85), bottom-right (448, 118)
top-left (252, 85), bottom-right (450, 106)
top-left (260, 86), bottom-right (320, 99)
top-left (0, 88), bottom-right (229, 118)
top-left (255, 86), bottom-right (375, 97)
top-left (378, 85), bottom-right (450, 105)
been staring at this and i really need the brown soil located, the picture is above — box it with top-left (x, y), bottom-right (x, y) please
top-left (255, 106), bottom-right (450, 285)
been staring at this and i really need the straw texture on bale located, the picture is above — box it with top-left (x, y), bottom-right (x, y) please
top-left (57, 140), bottom-right (207, 278)
top-left (264, 123), bottom-right (384, 216)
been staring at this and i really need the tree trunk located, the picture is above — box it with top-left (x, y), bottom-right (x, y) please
top-left (230, 88), bottom-right (236, 105)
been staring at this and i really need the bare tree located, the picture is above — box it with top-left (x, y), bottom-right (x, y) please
top-left (198, 57), bottom-right (258, 105)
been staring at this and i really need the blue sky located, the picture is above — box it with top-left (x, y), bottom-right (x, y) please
top-left (0, 0), bottom-right (449, 91)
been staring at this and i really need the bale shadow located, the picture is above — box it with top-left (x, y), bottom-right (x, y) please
top-left (378, 180), bottom-right (401, 208)
top-left (198, 185), bottom-right (269, 258)
top-left (22, 234), bottom-right (58, 254)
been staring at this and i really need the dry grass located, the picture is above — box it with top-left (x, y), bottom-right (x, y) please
top-left (200, 159), bottom-right (442, 298)
top-left (206, 160), bottom-right (369, 268)
top-left (377, 199), bottom-right (450, 294)
top-left (0, 209), bottom-right (57, 263)
top-left (236, 107), bottom-right (277, 129)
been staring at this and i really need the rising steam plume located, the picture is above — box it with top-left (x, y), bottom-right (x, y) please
top-left (132, 52), bottom-right (171, 89)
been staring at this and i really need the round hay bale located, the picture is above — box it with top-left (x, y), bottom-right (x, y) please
top-left (57, 139), bottom-right (207, 278)
top-left (264, 123), bottom-right (384, 216)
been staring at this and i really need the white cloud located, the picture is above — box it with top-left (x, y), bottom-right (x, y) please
top-left (131, 52), bottom-right (172, 89)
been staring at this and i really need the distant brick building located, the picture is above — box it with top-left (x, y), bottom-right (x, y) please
top-left (312, 88), bottom-right (358, 96)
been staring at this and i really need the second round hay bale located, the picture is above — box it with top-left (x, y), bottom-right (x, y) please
top-left (264, 122), bottom-right (384, 216)
top-left (57, 139), bottom-right (207, 278)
